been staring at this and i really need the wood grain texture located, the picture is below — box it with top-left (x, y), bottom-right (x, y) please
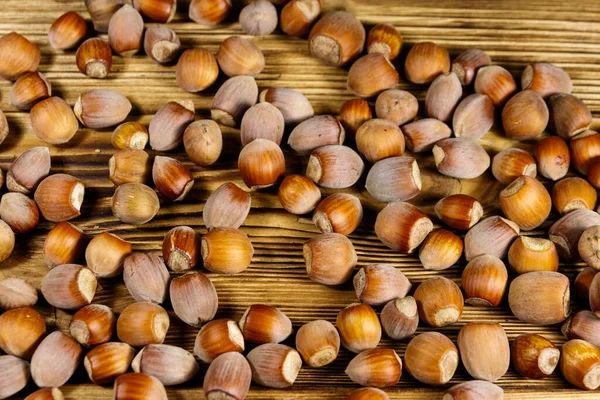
top-left (1, 0), bottom-right (600, 398)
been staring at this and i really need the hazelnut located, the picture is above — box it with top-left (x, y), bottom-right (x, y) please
top-left (380, 296), bottom-right (419, 340)
top-left (74, 89), bottom-right (132, 129)
top-left (194, 319), bottom-right (245, 363)
top-left (355, 119), bottom-right (404, 162)
top-left (521, 62), bottom-right (573, 98)
top-left (553, 177), bottom-right (597, 215)
top-left (367, 23), bottom-right (402, 60)
top-left (452, 93), bottom-right (495, 140)
top-left (133, 0), bottom-right (176, 23)
top-left (176, 48), bottom-right (219, 93)
top-left (9, 71), bottom-right (51, 111)
top-left (491, 147), bottom-right (537, 184)
top-left (30, 97), bottom-right (79, 145)
top-left (75, 38), bottom-right (112, 79)
top-left (0, 355), bottom-right (30, 399)
top-left (288, 115), bottom-right (345, 155)
top-left (511, 333), bottom-right (560, 379)
top-left (404, 41), bottom-right (450, 84)
top-left (313, 193), bottom-right (363, 235)
top-left (339, 98), bottom-right (372, 135)
top-left (84, 0), bottom-right (124, 33)
top-left (280, 0), bottom-right (321, 37)
top-left (201, 227), bottom-right (254, 274)
top-left (6, 146), bottom-right (51, 194)
top-left (533, 135), bottom-right (570, 181)
top-left (48, 11), bottom-right (89, 51)
top-left (366, 156), bottom-right (422, 203)
top-left (457, 323), bottom-right (510, 382)
top-left (499, 175), bottom-right (551, 231)
top-left (303, 232), bottom-right (357, 285)
top-left (239, 0), bottom-right (278, 36)
top-left (41, 264), bottom-right (97, 310)
top-left (501, 90), bottom-right (549, 140)
top-left (212, 75), bottom-right (258, 126)
top-left (238, 138), bottom-right (285, 189)
top-left (347, 388), bottom-right (390, 400)
top-left (508, 236), bottom-right (559, 274)
top-left (347, 53), bottom-right (399, 98)
top-left (0, 192), bottom-right (39, 233)
top-left (461, 254), bottom-right (508, 307)
top-left (425, 72), bottom-right (463, 123)
top-left (443, 381), bottom-right (504, 400)
top-left (560, 339), bottom-right (600, 390)
top-left (0, 221), bottom-right (14, 263)
top-left (570, 129), bottom-right (600, 174)
top-left (375, 89), bottom-right (418, 126)
top-left (0, 32), bottom-right (40, 81)
top-left (548, 93), bottom-right (592, 139)
top-left (143, 24), bottom-right (180, 64)
top-left (574, 267), bottom-right (598, 308)
top-left (278, 174), bottom-right (321, 215)
top-left (414, 276), bottom-right (464, 327)
top-left (562, 310), bottom-right (600, 348)
top-left (474, 65), bottom-right (517, 106)
top-left (549, 208), bottom-right (600, 260)
top-left (43, 221), bottom-right (86, 269)
top-left (296, 320), bottom-right (340, 367)
top-left (132, 344), bottom-right (199, 386)
top-left (152, 156), bottom-right (194, 201)
top-left (345, 348), bottom-right (402, 388)
top-left (508, 271), bottom-right (570, 325)
top-left (189, 0), bottom-right (231, 26)
top-left (25, 388), bottom-right (65, 400)
top-left (419, 228), bottom-right (463, 271)
top-left (589, 273), bottom-right (600, 312)
top-left (306, 145), bottom-right (364, 189)
top-left (31, 331), bottom-right (82, 388)
top-left (260, 87), bottom-right (314, 126)
top-left (111, 183), bottom-right (160, 225)
top-left (246, 344), bottom-right (302, 388)
top-left (239, 305), bottom-right (292, 345)
top-left (404, 332), bottom-right (459, 385)
top-left (70, 304), bottom-right (116, 347)
top-left (241, 102), bottom-right (285, 146)
top-left (148, 100), bottom-right (196, 151)
top-left (35, 174), bottom-right (85, 222)
top-left (434, 194), bottom-right (483, 231)
top-left (108, 4), bottom-right (143, 56)
top-left (464, 216), bottom-right (519, 261)
top-left (84, 342), bottom-right (135, 384)
top-left (123, 252), bottom-right (170, 304)
top-left (308, 11), bottom-right (365, 66)
top-left (375, 201), bottom-right (432, 254)
top-left (203, 352), bottom-right (251, 400)
top-left (0, 277), bottom-right (37, 310)
top-left (162, 226), bottom-right (200, 271)
top-left (170, 272), bottom-right (218, 327)
top-left (0, 307), bottom-right (45, 359)
top-left (353, 264), bottom-right (411, 306)
top-left (588, 158), bottom-right (600, 189)
top-left (86, 232), bottom-right (132, 278)
top-left (113, 373), bottom-right (167, 399)
top-left (432, 138), bottom-right (490, 179)
top-left (203, 182), bottom-right (251, 229)
top-left (451, 48), bottom-right (491, 85)
top-left (402, 118), bottom-right (451, 153)
top-left (184, 120), bottom-right (223, 166)
top-left (216, 35), bottom-right (265, 77)
top-left (117, 302), bottom-right (170, 347)
top-left (109, 149), bottom-right (150, 187)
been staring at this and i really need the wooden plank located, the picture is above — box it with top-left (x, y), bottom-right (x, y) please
top-left (1, 0), bottom-right (599, 398)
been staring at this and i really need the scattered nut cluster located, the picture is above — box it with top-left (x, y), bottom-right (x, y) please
top-left (0, 0), bottom-right (598, 399)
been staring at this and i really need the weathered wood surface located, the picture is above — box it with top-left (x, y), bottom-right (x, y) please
top-left (1, 0), bottom-right (600, 398)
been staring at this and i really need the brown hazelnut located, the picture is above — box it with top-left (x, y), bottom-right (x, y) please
top-left (176, 48), bottom-right (219, 93)
top-left (457, 323), bottom-right (510, 382)
top-left (511, 333), bottom-right (560, 379)
top-left (508, 236), bottom-right (558, 274)
top-left (280, 0), bottom-right (321, 37)
top-left (202, 228), bottom-right (254, 274)
top-left (260, 87), bottom-right (314, 126)
top-left (375, 89), bottom-right (418, 126)
top-left (143, 24), bottom-right (180, 64)
top-left (414, 276), bottom-right (463, 327)
top-left (43, 221), bottom-right (86, 269)
top-left (425, 72), bottom-right (462, 123)
top-left (347, 53), bottom-right (399, 98)
top-left (367, 23), bottom-right (402, 60)
top-left (452, 93), bottom-right (495, 140)
top-left (464, 216), bottom-right (519, 261)
top-left (288, 115), bottom-right (345, 155)
top-left (521, 62), bottom-right (572, 98)
top-left (548, 93), bottom-right (592, 139)
top-left (404, 41), bottom-right (450, 84)
top-left (491, 147), bottom-right (537, 184)
top-left (355, 119), bottom-right (404, 162)
top-left (295, 320), bottom-right (339, 367)
top-left (404, 332), bottom-right (459, 385)
top-left (30, 97), bottom-right (79, 145)
top-left (402, 118), bottom-right (452, 153)
top-left (108, 4), bottom-right (144, 56)
top-left (419, 229), bottom-right (463, 270)
top-left (203, 182), bottom-right (251, 230)
top-left (9, 71), bottom-right (51, 111)
top-left (34, 174), bottom-right (85, 222)
top-left (189, 0), bottom-right (231, 26)
top-left (212, 75), bottom-right (258, 127)
top-left (501, 90), bottom-right (549, 140)
top-left (217, 36), bottom-right (264, 77)
top-left (353, 264), bottom-right (411, 306)
top-left (306, 145), bottom-right (364, 189)
top-left (278, 174), bottom-right (321, 215)
top-left (313, 193), bottom-right (362, 236)
top-left (375, 201), bottom-right (432, 254)
top-left (74, 89), bottom-right (132, 129)
top-left (184, 120), bottom-right (223, 166)
top-left (474, 65), bottom-right (517, 106)
top-left (533, 135), bottom-right (570, 181)
top-left (451, 48), bottom-right (491, 85)
top-left (0, 32), bottom-right (40, 81)
top-left (434, 194), bottom-right (483, 231)
top-left (239, 0), bottom-right (278, 36)
top-left (308, 11), bottom-right (365, 66)
top-left (432, 138), bottom-right (490, 179)
top-left (75, 38), bottom-right (112, 79)
top-left (461, 254), bottom-right (508, 307)
top-left (303, 232), bottom-right (357, 285)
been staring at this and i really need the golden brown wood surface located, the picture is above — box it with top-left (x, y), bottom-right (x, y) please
top-left (1, 0), bottom-right (600, 398)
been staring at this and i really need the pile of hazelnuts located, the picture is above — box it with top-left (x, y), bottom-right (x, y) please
top-left (0, 0), bottom-right (599, 399)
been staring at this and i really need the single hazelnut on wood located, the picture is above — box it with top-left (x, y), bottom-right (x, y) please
top-left (375, 89), bottom-right (418, 126)
top-left (353, 264), bottom-right (411, 306)
top-left (143, 24), bottom-right (180, 64)
top-left (288, 115), bottom-right (345, 155)
top-left (123, 252), bottom-right (170, 304)
top-left (355, 119), bottom-right (404, 163)
top-left (452, 93), bottom-right (495, 140)
top-left (375, 201), bottom-right (433, 254)
top-left (508, 271), bottom-right (570, 325)
top-left (0, 277), bottom-right (38, 310)
top-left (0, 192), bottom-right (39, 233)
top-left (461, 254), bottom-right (508, 307)
top-left (203, 352), bottom-right (251, 400)
top-left (117, 302), bottom-right (170, 347)
top-left (74, 89), bottom-right (132, 129)
top-left (84, 342), bottom-right (135, 385)
top-left (474, 65), bottom-right (517, 107)
top-left (239, 0), bottom-right (278, 36)
top-left (86, 232), bottom-right (132, 278)
top-left (491, 147), bottom-right (537, 184)
top-left (347, 53), bottom-right (399, 98)
top-left (111, 183), bottom-right (160, 225)
top-left (345, 348), bottom-right (402, 388)
top-left (239, 304), bottom-right (293, 345)
top-left (457, 323), bottom-right (510, 382)
top-left (241, 102), bottom-right (285, 146)
top-left (313, 193), bottom-right (362, 236)
top-left (7, 146), bottom-right (51, 194)
top-left (246, 344), bottom-right (302, 388)
top-left (170, 272), bottom-right (218, 328)
top-left (404, 41), bottom-right (450, 84)
top-left (419, 229), bottom-right (463, 270)
top-left (132, 344), bottom-right (199, 386)
top-left (443, 381), bottom-right (504, 400)
top-left (303, 232), bottom-right (357, 285)
top-left (501, 90), bottom-right (549, 140)
top-left (464, 216), bottom-right (519, 261)
top-left (30, 97), bottom-right (79, 145)
top-left (380, 296), bottom-right (419, 341)
top-left (238, 138), bottom-right (285, 189)
top-left (202, 227), bottom-right (254, 274)
top-left (0, 307), bottom-right (45, 359)
top-left (508, 236), bottom-right (559, 274)
top-left (432, 138), bottom-right (490, 179)
top-left (549, 208), bottom-right (600, 260)
top-left (308, 11), bottom-right (365, 67)
top-left (176, 48), bottom-right (219, 93)
top-left (499, 175), bottom-right (552, 231)
top-left (35, 174), bottom-right (85, 222)
top-left (76, 38), bottom-right (112, 79)
top-left (278, 174), bottom-right (321, 215)
top-left (414, 276), bottom-right (463, 327)
top-left (9, 71), bottom-right (51, 111)
top-left (434, 194), bottom-right (483, 231)
top-left (404, 332), bottom-right (459, 385)
top-left (560, 339), bottom-right (600, 390)
top-left (108, 4), bottom-right (144, 57)
top-left (0, 32), bottom-right (40, 81)
top-left (281, 0), bottom-right (321, 37)
top-left (306, 145), bottom-right (364, 189)
top-left (184, 120), bottom-right (223, 166)
top-left (570, 129), bottom-right (600, 174)
top-left (30, 331), bottom-right (82, 388)
top-left (365, 156), bottom-right (422, 203)
top-left (212, 76), bottom-right (258, 127)
top-left (533, 136), bottom-right (570, 181)
top-left (425, 72), bottom-right (462, 123)
top-left (295, 320), bottom-right (340, 367)
top-left (451, 48), bottom-right (491, 85)
top-left (203, 182), bottom-right (251, 230)
top-left (44, 221), bottom-right (86, 269)
top-left (511, 333), bottom-right (560, 379)
top-left (69, 304), bottom-right (116, 347)
top-left (189, 0), bottom-right (232, 26)
top-left (152, 156), bottom-right (194, 201)
top-left (367, 23), bottom-right (402, 60)
top-left (553, 177), bottom-right (597, 215)
top-left (194, 319), bottom-right (245, 363)
top-left (41, 264), bottom-right (97, 310)
top-left (522, 62), bottom-right (573, 98)
top-left (216, 35), bottom-right (265, 77)
top-left (548, 93), bottom-right (592, 139)
top-left (163, 226), bottom-right (200, 271)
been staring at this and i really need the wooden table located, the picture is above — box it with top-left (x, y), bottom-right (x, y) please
top-left (2, 0), bottom-right (600, 398)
